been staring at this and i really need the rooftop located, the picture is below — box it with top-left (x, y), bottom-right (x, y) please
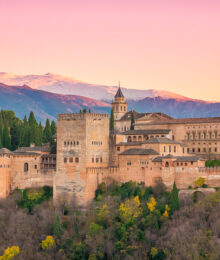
top-left (115, 87), bottom-right (124, 98)
top-left (152, 154), bottom-right (203, 162)
top-left (145, 137), bottom-right (182, 144)
top-left (122, 129), bottom-right (171, 135)
top-left (0, 148), bottom-right (12, 154)
top-left (120, 148), bottom-right (159, 156)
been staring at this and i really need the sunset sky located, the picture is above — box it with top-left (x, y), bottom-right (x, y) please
top-left (0, 0), bottom-right (220, 101)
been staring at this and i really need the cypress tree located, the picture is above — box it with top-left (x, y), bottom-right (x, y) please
top-left (20, 116), bottom-right (30, 147)
top-left (0, 123), bottom-right (3, 148)
top-left (170, 182), bottom-right (180, 213)
top-left (110, 108), bottom-right (114, 131)
top-left (2, 122), bottom-right (11, 149)
top-left (53, 215), bottom-right (62, 239)
top-left (28, 111), bottom-right (37, 126)
top-left (51, 120), bottom-right (57, 136)
top-left (43, 119), bottom-right (52, 143)
top-left (10, 120), bottom-right (22, 150)
top-left (130, 111), bottom-right (135, 130)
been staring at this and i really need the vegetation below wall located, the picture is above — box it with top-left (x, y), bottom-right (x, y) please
top-left (0, 110), bottom-right (56, 152)
top-left (1, 182), bottom-right (220, 259)
top-left (206, 160), bottom-right (220, 167)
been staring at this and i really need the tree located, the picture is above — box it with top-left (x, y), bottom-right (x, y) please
top-left (170, 182), bottom-right (179, 213)
top-left (130, 111), bottom-right (135, 130)
top-left (110, 108), bottom-right (114, 131)
top-left (43, 119), bottom-right (52, 143)
top-left (28, 111), bottom-right (37, 126)
top-left (53, 215), bottom-right (62, 239)
top-left (20, 116), bottom-right (30, 147)
top-left (2, 122), bottom-right (11, 149)
top-left (10, 120), bottom-right (22, 150)
top-left (0, 123), bottom-right (3, 148)
top-left (51, 120), bottom-right (57, 136)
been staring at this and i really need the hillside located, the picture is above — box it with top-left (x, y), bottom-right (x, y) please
top-left (0, 182), bottom-right (220, 259)
top-left (129, 96), bottom-right (220, 118)
top-left (0, 72), bottom-right (193, 101)
top-left (0, 83), bottom-right (110, 122)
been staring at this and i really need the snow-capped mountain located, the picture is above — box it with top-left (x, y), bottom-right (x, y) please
top-left (0, 72), bottom-right (192, 101)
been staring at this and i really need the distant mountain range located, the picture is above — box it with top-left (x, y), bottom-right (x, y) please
top-left (0, 72), bottom-right (220, 122)
top-left (0, 72), bottom-right (192, 101)
top-left (0, 83), bottom-right (110, 122)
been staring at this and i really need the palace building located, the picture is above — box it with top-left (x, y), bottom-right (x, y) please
top-left (1, 86), bottom-right (220, 205)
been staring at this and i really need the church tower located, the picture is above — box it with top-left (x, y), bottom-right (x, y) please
top-left (112, 83), bottom-right (127, 121)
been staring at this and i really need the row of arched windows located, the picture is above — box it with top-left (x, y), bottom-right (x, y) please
top-left (92, 141), bottom-right (103, 145)
top-left (64, 157), bottom-right (79, 163)
top-left (64, 141), bottom-right (79, 146)
top-left (0, 164), bottom-right (10, 168)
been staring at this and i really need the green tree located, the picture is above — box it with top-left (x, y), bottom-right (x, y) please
top-left (53, 215), bottom-right (62, 239)
top-left (28, 111), bottom-right (37, 126)
top-left (2, 122), bottom-right (11, 149)
top-left (110, 108), bottom-right (114, 131)
top-left (130, 111), bottom-right (135, 130)
top-left (10, 120), bottom-right (22, 150)
top-left (50, 120), bottom-right (56, 136)
top-left (43, 119), bottom-right (52, 143)
top-left (20, 116), bottom-right (30, 147)
top-left (170, 182), bottom-right (179, 213)
top-left (0, 123), bottom-right (3, 148)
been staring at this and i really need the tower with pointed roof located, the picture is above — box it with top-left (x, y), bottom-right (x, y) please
top-left (112, 82), bottom-right (127, 122)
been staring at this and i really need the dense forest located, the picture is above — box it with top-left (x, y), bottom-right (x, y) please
top-left (1, 181), bottom-right (220, 260)
top-left (0, 110), bottom-right (56, 151)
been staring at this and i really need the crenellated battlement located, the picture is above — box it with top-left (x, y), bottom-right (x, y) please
top-left (58, 112), bottom-right (109, 121)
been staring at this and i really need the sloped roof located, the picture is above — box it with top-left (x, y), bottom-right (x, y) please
top-left (14, 144), bottom-right (50, 153)
top-left (0, 148), bottom-right (12, 154)
top-left (120, 148), bottom-right (159, 156)
top-left (115, 87), bottom-right (124, 98)
top-left (122, 129), bottom-right (171, 135)
top-left (119, 111), bottom-right (173, 122)
top-left (152, 155), bottom-right (203, 162)
top-left (140, 117), bottom-right (220, 125)
top-left (145, 137), bottom-right (181, 144)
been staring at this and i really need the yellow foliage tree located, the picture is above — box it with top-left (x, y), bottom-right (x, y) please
top-left (194, 177), bottom-right (206, 188)
top-left (147, 197), bottom-right (157, 212)
top-left (0, 246), bottom-right (20, 260)
top-left (41, 236), bottom-right (55, 250)
top-left (119, 196), bottom-right (142, 222)
top-left (163, 204), bottom-right (170, 218)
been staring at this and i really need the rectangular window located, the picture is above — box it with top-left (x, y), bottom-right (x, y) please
top-left (69, 158), bottom-right (73, 163)
top-left (187, 148), bottom-right (190, 153)
top-left (183, 148), bottom-right (185, 154)
top-left (187, 133), bottom-right (190, 140)
top-left (164, 146), bottom-right (166, 152)
top-left (96, 158), bottom-right (99, 163)
top-left (100, 157), bottom-right (102, 163)
top-left (209, 132), bottom-right (212, 139)
top-left (127, 161), bottom-right (131, 166)
top-left (198, 132), bottom-right (201, 140)
top-left (169, 146), bottom-right (171, 153)
top-left (174, 146), bottom-right (176, 153)
top-left (215, 148), bottom-right (217, 152)
top-left (64, 158), bottom-right (67, 163)
top-left (75, 157), bottom-right (79, 163)
top-left (92, 158), bottom-right (94, 163)
top-left (215, 132), bottom-right (218, 139)
top-left (117, 147), bottom-right (120, 151)
top-left (204, 132), bottom-right (207, 139)
top-left (198, 148), bottom-right (200, 153)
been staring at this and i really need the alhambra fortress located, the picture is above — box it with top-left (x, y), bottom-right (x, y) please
top-left (1, 87), bottom-right (220, 204)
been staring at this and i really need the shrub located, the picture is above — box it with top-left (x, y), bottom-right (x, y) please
top-left (41, 236), bottom-right (55, 250)
top-left (194, 177), bottom-right (206, 188)
top-left (0, 246), bottom-right (19, 260)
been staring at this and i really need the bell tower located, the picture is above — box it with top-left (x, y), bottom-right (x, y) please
top-left (112, 82), bottom-right (127, 121)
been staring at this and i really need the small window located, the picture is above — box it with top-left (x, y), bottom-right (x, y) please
top-left (169, 146), bottom-right (171, 153)
top-left (127, 161), bottom-right (131, 166)
top-left (100, 157), bottom-right (103, 163)
top-left (215, 148), bottom-right (217, 152)
top-left (191, 161), bottom-right (193, 165)
top-left (34, 165), bottom-right (37, 169)
top-left (75, 157), bottom-right (79, 163)
top-left (198, 148), bottom-right (200, 152)
top-left (96, 158), bottom-right (99, 163)
top-left (117, 147), bottom-right (120, 151)
top-left (24, 163), bottom-right (28, 172)
top-left (174, 146), bottom-right (176, 153)
top-left (92, 158), bottom-right (94, 163)
top-left (69, 158), bottom-right (73, 163)
top-left (64, 158), bottom-right (67, 163)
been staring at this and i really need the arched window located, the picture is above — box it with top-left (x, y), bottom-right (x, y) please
top-left (165, 161), bottom-right (169, 167)
top-left (24, 163), bottom-right (28, 172)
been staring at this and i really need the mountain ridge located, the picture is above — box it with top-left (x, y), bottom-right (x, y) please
top-left (0, 72), bottom-right (205, 102)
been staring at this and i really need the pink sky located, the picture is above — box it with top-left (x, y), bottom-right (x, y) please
top-left (0, 0), bottom-right (220, 101)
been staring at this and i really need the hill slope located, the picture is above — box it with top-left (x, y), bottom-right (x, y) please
top-left (0, 83), bottom-right (110, 122)
top-left (0, 72), bottom-right (192, 101)
top-left (129, 96), bottom-right (220, 118)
